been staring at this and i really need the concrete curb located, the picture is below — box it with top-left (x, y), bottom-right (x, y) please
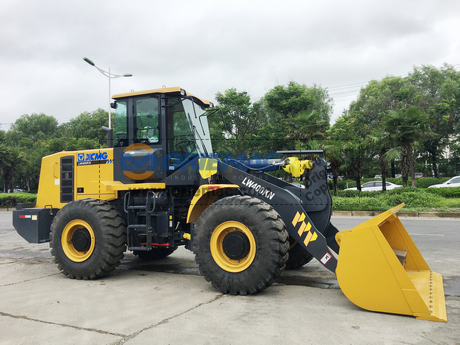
top-left (2, 208), bottom-right (459, 217)
top-left (332, 210), bottom-right (460, 218)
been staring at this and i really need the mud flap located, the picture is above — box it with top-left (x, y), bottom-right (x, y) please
top-left (335, 204), bottom-right (447, 322)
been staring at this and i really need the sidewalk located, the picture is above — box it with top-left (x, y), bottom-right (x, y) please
top-left (332, 210), bottom-right (460, 218)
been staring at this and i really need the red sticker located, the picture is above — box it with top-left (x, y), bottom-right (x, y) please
top-left (320, 252), bottom-right (332, 265)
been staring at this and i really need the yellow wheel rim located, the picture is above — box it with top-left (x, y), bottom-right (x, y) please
top-left (61, 220), bottom-right (95, 262)
top-left (210, 221), bottom-right (256, 273)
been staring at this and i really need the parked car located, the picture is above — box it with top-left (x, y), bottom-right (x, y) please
top-left (344, 181), bottom-right (403, 191)
top-left (290, 182), bottom-right (305, 189)
top-left (415, 173), bottom-right (423, 178)
top-left (374, 175), bottom-right (382, 179)
top-left (428, 176), bottom-right (460, 188)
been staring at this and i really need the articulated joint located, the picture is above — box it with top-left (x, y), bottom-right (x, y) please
top-left (183, 233), bottom-right (191, 240)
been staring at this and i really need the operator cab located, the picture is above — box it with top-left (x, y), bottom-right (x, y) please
top-left (111, 87), bottom-right (214, 183)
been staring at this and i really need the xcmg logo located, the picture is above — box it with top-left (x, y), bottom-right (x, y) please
top-left (78, 152), bottom-right (108, 162)
top-left (121, 143), bottom-right (157, 180)
top-left (77, 151), bottom-right (111, 166)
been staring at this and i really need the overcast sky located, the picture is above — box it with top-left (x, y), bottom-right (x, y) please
top-left (1, 0), bottom-right (460, 131)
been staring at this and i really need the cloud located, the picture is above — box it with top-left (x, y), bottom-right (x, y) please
top-left (1, 0), bottom-right (459, 128)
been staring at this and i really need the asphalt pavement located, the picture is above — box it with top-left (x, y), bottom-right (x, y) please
top-left (0, 212), bottom-right (459, 345)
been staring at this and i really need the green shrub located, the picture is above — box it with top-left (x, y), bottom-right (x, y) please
top-left (416, 177), bottom-right (448, 188)
top-left (333, 196), bottom-right (389, 211)
top-left (332, 187), bottom-right (458, 211)
top-left (328, 179), bottom-right (355, 191)
top-left (425, 187), bottom-right (460, 198)
top-left (336, 190), bottom-right (382, 198)
top-left (0, 193), bottom-right (37, 208)
top-left (383, 190), bottom-right (436, 208)
top-left (383, 176), bottom-right (449, 188)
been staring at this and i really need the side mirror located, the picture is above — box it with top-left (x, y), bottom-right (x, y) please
top-left (102, 126), bottom-right (114, 148)
top-left (110, 101), bottom-right (117, 109)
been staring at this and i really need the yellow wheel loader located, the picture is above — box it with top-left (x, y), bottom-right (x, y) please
top-left (13, 87), bottom-right (446, 322)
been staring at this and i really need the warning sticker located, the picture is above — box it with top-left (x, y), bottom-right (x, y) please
top-left (320, 252), bottom-right (332, 265)
top-left (32, 215), bottom-right (37, 221)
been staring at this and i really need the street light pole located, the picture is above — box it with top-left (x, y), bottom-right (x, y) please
top-left (83, 57), bottom-right (132, 129)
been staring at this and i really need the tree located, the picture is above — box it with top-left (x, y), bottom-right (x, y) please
top-left (349, 76), bottom-right (415, 125)
top-left (368, 129), bottom-right (392, 191)
top-left (265, 82), bottom-right (333, 151)
top-left (286, 110), bottom-right (329, 146)
top-left (265, 81), bottom-right (316, 118)
top-left (209, 88), bottom-right (269, 158)
top-left (408, 64), bottom-right (460, 177)
top-left (329, 110), bottom-right (368, 191)
top-left (0, 143), bottom-right (25, 192)
top-left (8, 113), bottom-right (59, 145)
top-left (324, 141), bottom-right (344, 195)
top-left (382, 107), bottom-right (433, 186)
top-left (60, 108), bottom-right (110, 146)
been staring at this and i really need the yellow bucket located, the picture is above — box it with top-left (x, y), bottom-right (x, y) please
top-left (335, 204), bottom-right (447, 322)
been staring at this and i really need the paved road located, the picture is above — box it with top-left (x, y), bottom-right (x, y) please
top-left (0, 212), bottom-right (459, 344)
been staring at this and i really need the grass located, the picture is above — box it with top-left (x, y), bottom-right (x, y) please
top-left (331, 187), bottom-right (460, 213)
top-left (2, 188), bottom-right (460, 213)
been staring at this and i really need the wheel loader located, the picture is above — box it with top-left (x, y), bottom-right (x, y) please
top-left (13, 86), bottom-right (446, 322)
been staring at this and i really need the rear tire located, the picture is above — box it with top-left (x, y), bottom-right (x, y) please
top-left (133, 247), bottom-right (177, 260)
top-left (194, 195), bottom-right (288, 295)
top-left (50, 199), bottom-right (126, 279)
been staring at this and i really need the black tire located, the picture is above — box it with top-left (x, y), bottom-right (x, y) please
top-left (50, 199), bottom-right (126, 279)
top-left (193, 195), bottom-right (288, 295)
top-left (133, 247), bottom-right (177, 260)
top-left (285, 238), bottom-right (314, 270)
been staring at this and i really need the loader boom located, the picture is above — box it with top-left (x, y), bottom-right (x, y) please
top-left (214, 157), bottom-right (339, 272)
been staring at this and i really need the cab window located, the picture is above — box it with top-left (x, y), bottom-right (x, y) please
top-left (114, 101), bottom-right (128, 147)
top-left (135, 96), bottom-right (160, 144)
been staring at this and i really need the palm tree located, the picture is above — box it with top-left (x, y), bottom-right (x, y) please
top-left (368, 129), bottom-right (392, 191)
top-left (283, 110), bottom-right (329, 183)
top-left (382, 106), bottom-right (433, 187)
top-left (325, 141), bottom-right (344, 195)
top-left (344, 140), bottom-right (367, 192)
top-left (285, 110), bottom-right (329, 148)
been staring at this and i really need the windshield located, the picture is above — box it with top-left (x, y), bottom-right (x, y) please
top-left (182, 99), bottom-right (213, 154)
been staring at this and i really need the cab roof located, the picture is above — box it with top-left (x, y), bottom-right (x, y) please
top-left (112, 86), bottom-right (213, 107)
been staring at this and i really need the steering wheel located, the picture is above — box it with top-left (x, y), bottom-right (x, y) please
top-left (175, 140), bottom-right (195, 153)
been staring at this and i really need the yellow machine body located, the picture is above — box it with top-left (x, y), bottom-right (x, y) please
top-left (187, 184), bottom-right (239, 223)
top-left (36, 149), bottom-right (117, 208)
top-left (335, 204), bottom-right (447, 322)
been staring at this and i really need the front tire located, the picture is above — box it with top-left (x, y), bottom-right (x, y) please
top-left (194, 196), bottom-right (288, 295)
top-left (285, 239), bottom-right (314, 270)
top-left (50, 199), bottom-right (126, 279)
